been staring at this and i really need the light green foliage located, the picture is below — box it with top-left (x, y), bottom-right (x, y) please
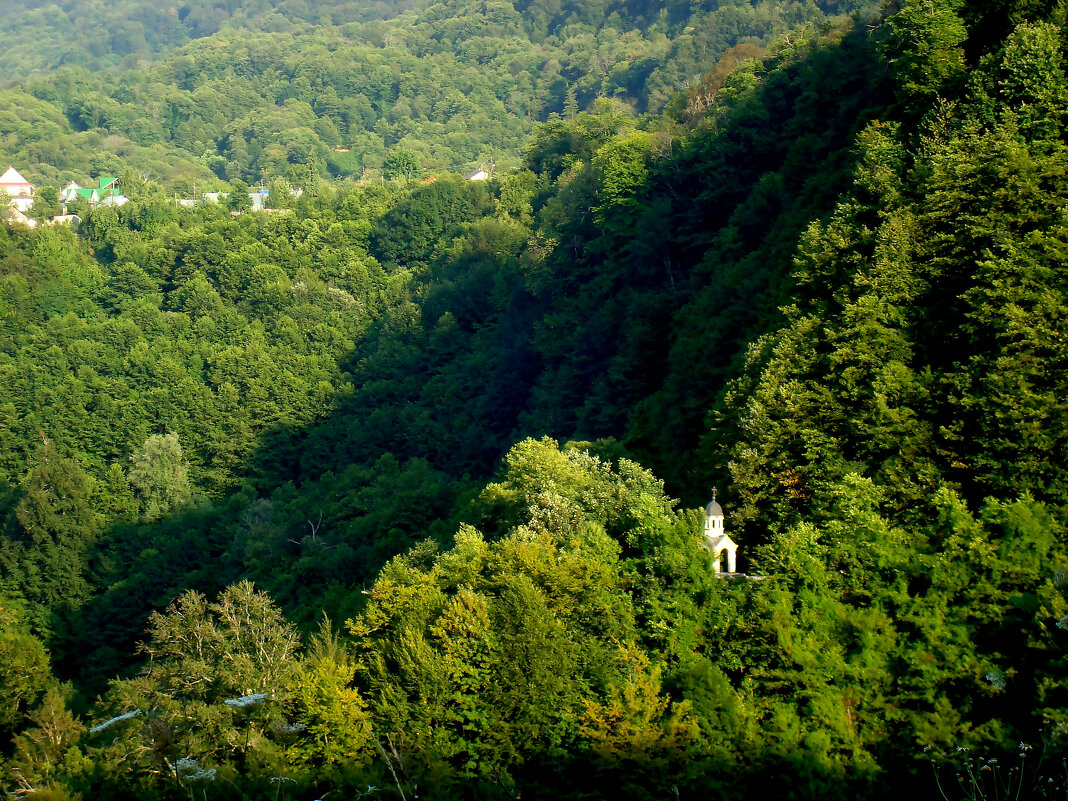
top-left (84, 582), bottom-right (303, 796)
top-left (127, 432), bottom-right (193, 522)
top-left (348, 438), bottom-right (701, 787)
top-left (135, 580), bottom-right (301, 699)
top-left (882, 0), bottom-right (968, 103)
top-left (737, 479), bottom-right (909, 765)
top-left (997, 21), bottom-right (1068, 140)
top-left (496, 169), bottom-right (537, 225)
top-left (382, 148), bottom-right (421, 182)
top-left (267, 177), bottom-right (294, 210)
top-left (578, 644), bottom-right (699, 764)
top-left (281, 619), bottom-right (373, 780)
top-left (476, 437), bottom-right (676, 542)
top-left (29, 187), bottom-right (60, 224)
top-left (591, 130), bottom-right (653, 228)
top-left (228, 179), bottom-right (253, 212)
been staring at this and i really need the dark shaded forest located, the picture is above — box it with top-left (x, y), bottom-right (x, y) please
top-left (2, 0), bottom-right (1068, 799)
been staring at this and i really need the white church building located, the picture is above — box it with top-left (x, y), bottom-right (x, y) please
top-left (704, 489), bottom-right (739, 576)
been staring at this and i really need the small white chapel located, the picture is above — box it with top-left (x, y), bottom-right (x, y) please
top-left (704, 489), bottom-right (739, 576)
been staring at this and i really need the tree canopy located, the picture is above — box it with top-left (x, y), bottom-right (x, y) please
top-left (3, 0), bottom-right (1068, 799)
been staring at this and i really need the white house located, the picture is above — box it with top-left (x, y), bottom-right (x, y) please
top-left (0, 166), bottom-right (35, 212)
top-left (465, 158), bottom-right (495, 181)
top-left (1, 206), bottom-right (36, 228)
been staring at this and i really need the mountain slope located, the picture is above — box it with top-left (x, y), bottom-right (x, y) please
top-left (2, 0), bottom-right (1068, 799)
top-left (0, 0), bottom-right (869, 186)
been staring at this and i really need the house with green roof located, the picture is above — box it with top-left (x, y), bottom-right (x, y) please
top-left (59, 176), bottom-right (128, 210)
top-left (61, 183), bottom-right (100, 205)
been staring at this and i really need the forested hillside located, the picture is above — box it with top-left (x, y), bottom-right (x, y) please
top-left (0, 0), bottom-right (865, 187)
top-left (2, 0), bottom-right (1068, 799)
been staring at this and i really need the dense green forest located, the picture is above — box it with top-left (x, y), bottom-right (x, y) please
top-left (0, 0), bottom-right (866, 186)
top-left (2, 0), bottom-right (1068, 799)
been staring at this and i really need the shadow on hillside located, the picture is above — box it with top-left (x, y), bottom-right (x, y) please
top-left (52, 24), bottom-right (896, 800)
top-left (373, 747), bottom-right (913, 801)
top-left (59, 11), bottom-right (887, 680)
